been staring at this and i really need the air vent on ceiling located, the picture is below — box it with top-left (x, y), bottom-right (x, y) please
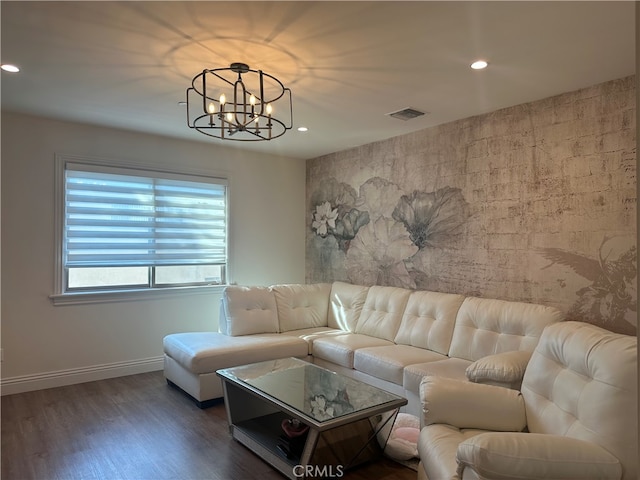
top-left (386, 107), bottom-right (427, 121)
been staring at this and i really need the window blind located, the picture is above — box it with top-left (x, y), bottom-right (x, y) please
top-left (64, 166), bottom-right (227, 267)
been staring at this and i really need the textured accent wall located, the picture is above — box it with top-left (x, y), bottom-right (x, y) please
top-left (306, 76), bottom-right (636, 335)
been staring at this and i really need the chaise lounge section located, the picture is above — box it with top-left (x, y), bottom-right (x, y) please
top-left (163, 282), bottom-right (563, 415)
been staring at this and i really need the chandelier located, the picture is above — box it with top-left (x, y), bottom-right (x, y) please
top-left (186, 62), bottom-right (292, 141)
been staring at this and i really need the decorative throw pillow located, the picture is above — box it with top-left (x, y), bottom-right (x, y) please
top-left (466, 350), bottom-right (532, 383)
top-left (376, 412), bottom-right (420, 461)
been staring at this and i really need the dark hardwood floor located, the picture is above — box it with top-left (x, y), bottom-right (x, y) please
top-left (1, 371), bottom-right (416, 480)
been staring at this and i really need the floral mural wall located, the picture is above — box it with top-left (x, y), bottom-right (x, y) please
top-left (306, 76), bottom-right (637, 335)
top-left (309, 178), bottom-right (470, 289)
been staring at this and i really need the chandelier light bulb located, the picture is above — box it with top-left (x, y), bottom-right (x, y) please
top-left (226, 112), bottom-right (234, 122)
top-left (249, 94), bottom-right (256, 106)
top-left (266, 103), bottom-right (273, 115)
top-left (208, 102), bottom-right (215, 114)
top-left (219, 93), bottom-right (226, 105)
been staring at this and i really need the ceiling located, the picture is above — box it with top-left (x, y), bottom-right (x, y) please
top-left (1, 1), bottom-right (635, 160)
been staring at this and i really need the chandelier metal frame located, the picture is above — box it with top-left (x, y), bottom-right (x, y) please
top-left (186, 62), bottom-right (293, 142)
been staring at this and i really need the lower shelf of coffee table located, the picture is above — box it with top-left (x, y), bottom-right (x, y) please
top-left (233, 412), bottom-right (300, 474)
top-left (232, 411), bottom-right (381, 479)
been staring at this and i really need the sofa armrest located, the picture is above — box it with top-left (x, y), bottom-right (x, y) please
top-left (420, 376), bottom-right (525, 431)
top-left (457, 432), bottom-right (622, 480)
top-left (465, 350), bottom-right (532, 386)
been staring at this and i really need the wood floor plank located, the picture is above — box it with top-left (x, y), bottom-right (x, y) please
top-left (1, 371), bottom-right (417, 480)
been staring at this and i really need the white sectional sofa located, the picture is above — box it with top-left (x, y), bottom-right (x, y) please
top-left (163, 282), bottom-right (563, 415)
top-left (417, 321), bottom-right (638, 480)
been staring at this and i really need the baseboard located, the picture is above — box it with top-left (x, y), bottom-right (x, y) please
top-left (0, 356), bottom-right (164, 396)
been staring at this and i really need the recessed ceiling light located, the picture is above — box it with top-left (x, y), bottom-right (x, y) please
top-left (177, 101), bottom-right (187, 106)
top-left (297, 127), bottom-right (308, 132)
top-left (470, 60), bottom-right (488, 70)
top-left (1, 64), bottom-right (20, 73)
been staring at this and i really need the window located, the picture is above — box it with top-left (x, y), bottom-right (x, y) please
top-left (54, 155), bottom-right (227, 300)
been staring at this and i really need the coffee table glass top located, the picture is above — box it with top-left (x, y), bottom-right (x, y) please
top-left (218, 357), bottom-right (405, 423)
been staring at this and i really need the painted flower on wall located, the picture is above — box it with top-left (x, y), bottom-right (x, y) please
top-left (345, 216), bottom-right (419, 288)
top-left (331, 207), bottom-right (370, 252)
top-left (311, 201), bottom-right (338, 237)
top-left (308, 176), bottom-right (471, 287)
top-left (356, 177), bottom-right (404, 219)
top-left (392, 187), bottom-right (470, 249)
top-left (538, 234), bottom-right (637, 335)
top-left (309, 178), bottom-right (370, 253)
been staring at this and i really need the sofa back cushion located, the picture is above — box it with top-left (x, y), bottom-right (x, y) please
top-left (219, 286), bottom-right (279, 336)
top-left (522, 321), bottom-right (637, 480)
top-left (354, 286), bottom-right (411, 341)
top-left (272, 283), bottom-right (332, 332)
top-left (448, 297), bottom-right (563, 361)
top-left (327, 282), bottom-right (369, 331)
top-left (394, 290), bottom-right (465, 355)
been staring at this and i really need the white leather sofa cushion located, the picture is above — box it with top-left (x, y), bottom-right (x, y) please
top-left (355, 285), bottom-right (411, 341)
top-left (219, 285), bottom-right (279, 336)
top-left (311, 333), bottom-right (393, 368)
top-left (272, 283), bottom-right (332, 332)
top-left (522, 321), bottom-right (637, 480)
top-left (280, 327), bottom-right (344, 354)
top-left (448, 297), bottom-right (562, 361)
top-left (403, 358), bottom-right (471, 394)
top-left (354, 345), bottom-right (446, 385)
top-left (327, 281), bottom-right (369, 331)
top-left (394, 290), bottom-right (465, 355)
top-left (457, 432), bottom-right (622, 480)
top-left (163, 332), bottom-right (309, 375)
top-left (418, 426), bottom-right (485, 480)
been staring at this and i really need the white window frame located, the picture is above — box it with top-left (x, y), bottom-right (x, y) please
top-left (51, 153), bottom-right (231, 305)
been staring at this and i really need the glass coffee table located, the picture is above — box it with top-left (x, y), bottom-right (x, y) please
top-left (217, 357), bottom-right (407, 479)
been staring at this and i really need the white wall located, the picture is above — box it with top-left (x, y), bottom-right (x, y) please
top-left (0, 111), bottom-right (306, 394)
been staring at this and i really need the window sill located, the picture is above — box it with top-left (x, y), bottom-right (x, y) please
top-left (50, 284), bottom-right (228, 306)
